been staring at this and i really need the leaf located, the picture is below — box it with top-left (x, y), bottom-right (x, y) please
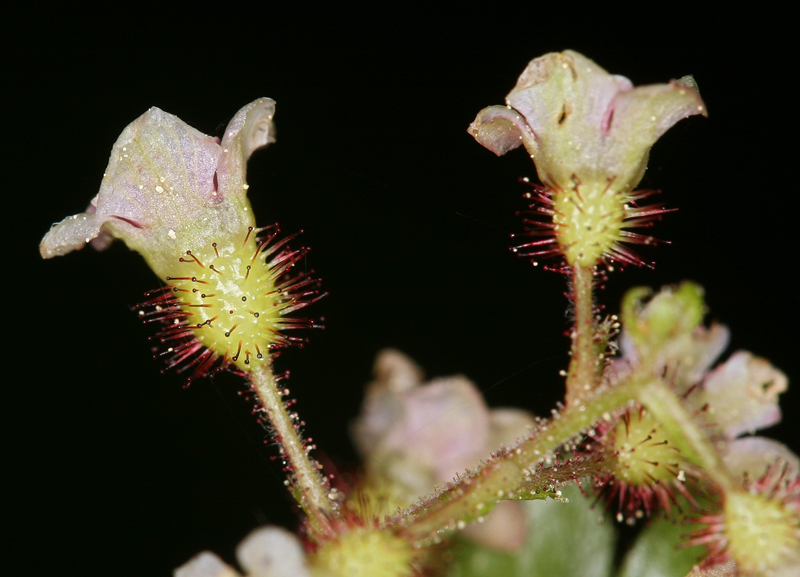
top-left (447, 484), bottom-right (616, 577)
top-left (617, 515), bottom-right (706, 577)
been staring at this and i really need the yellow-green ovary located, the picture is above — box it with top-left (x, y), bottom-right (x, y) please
top-left (725, 491), bottom-right (800, 574)
top-left (552, 181), bottom-right (627, 267)
top-left (607, 411), bottom-right (678, 486)
top-left (169, 240), bottom-right (286, 371)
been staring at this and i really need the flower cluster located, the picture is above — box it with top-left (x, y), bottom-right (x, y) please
top-left (619, 283), bottom-right (799, 574)
top-left (38, 52), bottom-right (799, 577)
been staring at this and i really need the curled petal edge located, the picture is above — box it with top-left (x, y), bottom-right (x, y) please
top-left (468, 105), bottom-right (537, 157)
top-left (605, 76), bottom-right (707, 175)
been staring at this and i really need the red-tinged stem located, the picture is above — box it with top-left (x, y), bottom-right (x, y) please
top-left (566, 264), bottom-right (598, 406)
top-left (395, 377), bottom-right (643, 544)
top-left (249, 365), bottom-right (336, 530)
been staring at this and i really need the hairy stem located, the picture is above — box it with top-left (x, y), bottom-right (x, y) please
top-left (637, 379), bottom-right (735, 492)
top-left (249, 365), bottom-right (336, 528)
top-left (395, 376), bottom-right (643, 543)
top-left (566, 264), bottom-right (598, 405)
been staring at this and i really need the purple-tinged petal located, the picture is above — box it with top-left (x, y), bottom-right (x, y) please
top-left (386, 375), bottom-right (490, 479)
top-left (602, 77), bottom-right (706, 188)
top-left (471, 50), bottom-right (706, 192)
top-left (612, 322), bottom-right (729, 395)
top-left (352, 349), bottom-right (534, 550)
top-left (503, 51), bottom-right (635, 186)
top-left (664, 323), bottom-right (730, 395)
top-left (723, 437), bottom-right (799, 483)
top-left (468, 105), bottom-right (536, 157)
top-left (41, 106), bottom-right (222, 266)
top-left (40, 99), bottom-right (276, 280)
top-left (216, 98), bottom-right (275, 207)
top-left (351, 349), bottom-right (424, 458)
top-left (701, 351), bottom-right (787, 439)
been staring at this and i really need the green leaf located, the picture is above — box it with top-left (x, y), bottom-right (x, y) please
top-left (447, 485), bottom-right (616, 577)
top-left (618, 515), bottom-right (705, 577)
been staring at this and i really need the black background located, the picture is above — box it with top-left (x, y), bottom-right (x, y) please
top-left (6, 6), bottom-right (797, 576)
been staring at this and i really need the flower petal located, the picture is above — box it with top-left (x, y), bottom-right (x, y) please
top-left (236, 526), bottom-right (311, 577)
top-left (40, 99), bottom-right (276, 280)
top-left (382, 375), bottom-right (490, 479)
top-left (663, 322), bottom-right (730, 395)
top-left (471, 50), bottom-right (707, 192)
top-left (723, 437), bottom-right (800, 482)
top-left (504, 50), bottom-right (634, 186)
top-left (174, 552), bottom-right (240, 577)
top-left (216, 98), bottom-right (276, 208)
top-left (603, 76), bottom-right (706, 188)
top-left (40, 211), bottom-right (104, 259)
top-left (41, 106), bottom-right (222, 266)
top-left (468, 105), bottom-right (537, 157)
top-left (701, 351), bottom-right (787, 439)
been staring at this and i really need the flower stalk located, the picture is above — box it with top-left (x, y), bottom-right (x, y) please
top-left (566, 264), bottom-right (598, 406)
top-left (249, 365), bottom-right (337, 528)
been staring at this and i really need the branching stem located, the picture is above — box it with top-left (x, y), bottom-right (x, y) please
top-left (397, 376), bottom-right (643, 543)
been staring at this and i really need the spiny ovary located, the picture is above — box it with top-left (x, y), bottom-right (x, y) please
top-left (169, 240), bottom-right (287, 370)
top-left (552, 181), bottom-right (627, 267)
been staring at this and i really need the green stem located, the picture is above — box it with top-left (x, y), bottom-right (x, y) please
top-left (566, 264), bottom-right (598, 405)
top-left (396, 377), bottom-right (642, 543)
top-left (637, 380), bottom-right (735, 491)
top-left (393, 368), bottom-right (738, 544)
top-left (249, 365), bottom-right (336, 527)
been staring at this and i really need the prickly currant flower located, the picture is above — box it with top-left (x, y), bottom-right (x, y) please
top-left (674, 345), bottom-right (788, 460)
top-left (688, 440), bottom-right (800, 576)
top-left (604, 283), bottom-right (794, 530)
top-left (590, 406), bottom-right (695, 525)
top-left (685, 355), bottom-right (798, 575)
top-left (351, 349), bottom-right (535, 551)
top-left (40, 100), bottom-right (323, 380)
top-left (469, 50), bottom-right (706, 267)
top-left (618, 282), bottom-right (790, 442)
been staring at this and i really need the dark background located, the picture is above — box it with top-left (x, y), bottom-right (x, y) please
top-left (6, 7), bottom-right (797, 576)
